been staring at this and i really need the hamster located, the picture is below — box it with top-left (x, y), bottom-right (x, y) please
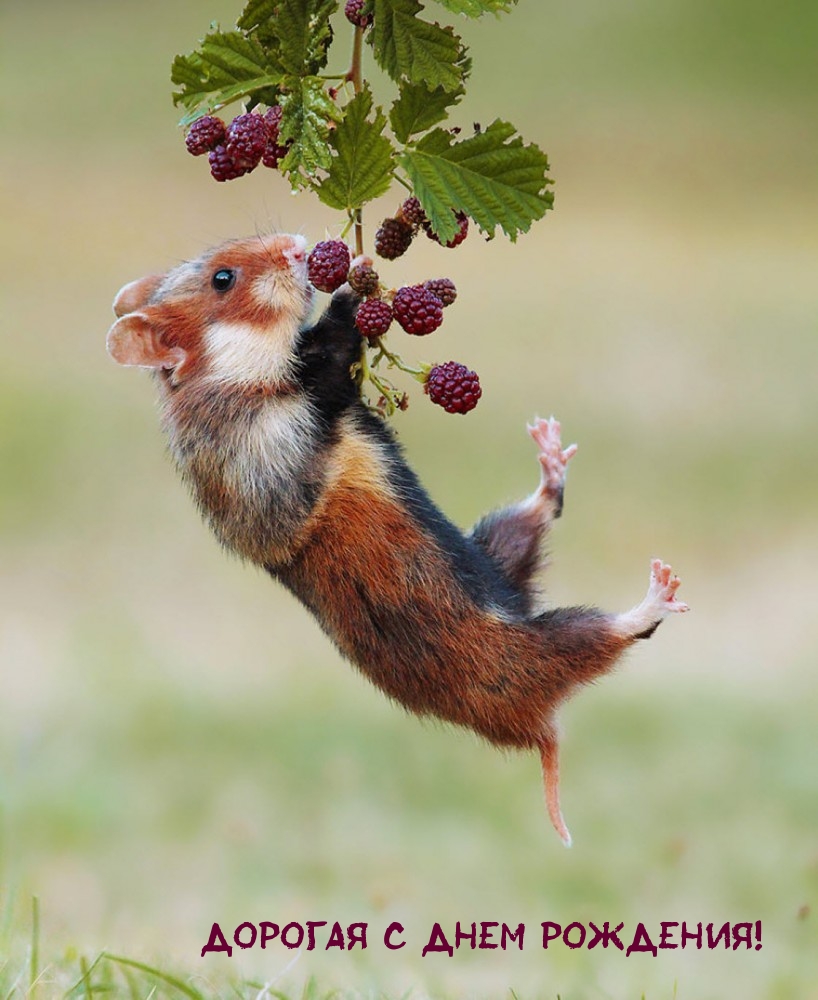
top-left (107, 233), bottom-right (688, 845)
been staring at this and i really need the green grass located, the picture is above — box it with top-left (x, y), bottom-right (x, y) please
top-left (0, 909), bottom-right (354, 1000)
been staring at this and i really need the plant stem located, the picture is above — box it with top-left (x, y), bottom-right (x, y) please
top-left (349, 26), bottom-right (364, 95)
top-left (372, 339), bottom-right (427, 379)
top-left (348, 25), bottom-right (365, 256)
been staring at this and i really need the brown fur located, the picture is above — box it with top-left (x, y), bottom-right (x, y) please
top-left (275, 433), bottom-right (631, 750)
top-left (108, 234), bottom-right (684, 843)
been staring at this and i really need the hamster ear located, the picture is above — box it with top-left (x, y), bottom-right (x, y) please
top-left (107, 313), bottom-right (187, 371)
top-left (113, 274), bottom-right (164, 317)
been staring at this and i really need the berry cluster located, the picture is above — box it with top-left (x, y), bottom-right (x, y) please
top-left (304, 238), bottom-right (479, 416)
top-left (373, 198), bottom-right (471, 261)
top-left (185, 109), bottom-right (291, 182)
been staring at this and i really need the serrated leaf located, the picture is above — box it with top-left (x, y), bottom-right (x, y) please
top-left (317, 87), bottom-right (396, 211)
top-left (237, 0), bottom-right (277, 31)
top-left (240, 0), bottom-right (337, 75)
top-left (399, 120), bottom-right (554, 242)
top-left (278, 75), bottom-right (339, 184)
top-left (371, 0), bottom-right (466, 92)
top-left (432, 0), bottom-right (517, 16)
top-left (389, 79), bottom-right (465, 144)
top-left (172, 30), bottom-right (283, 123)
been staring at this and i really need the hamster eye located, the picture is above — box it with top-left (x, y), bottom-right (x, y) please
top-left (212, 268), bottom-right (236, 292)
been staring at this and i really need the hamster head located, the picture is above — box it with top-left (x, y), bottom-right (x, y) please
top-left (107, 233), bottom-right (313, 387)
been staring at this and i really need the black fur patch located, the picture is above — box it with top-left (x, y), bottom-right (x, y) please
top-left (353, 408), bottom-right (530, 618)
top-left (294, 292), bottom-right (361, 428)
top-left (293, 292), bottom-right (530, 620)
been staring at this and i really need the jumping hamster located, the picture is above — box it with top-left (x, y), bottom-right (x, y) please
top-left (107, 233), bottom-right (688, 844)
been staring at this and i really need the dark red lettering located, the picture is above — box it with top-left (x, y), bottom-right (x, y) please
top-left (233, 922), bottom-right (257, 950)
top-left (563, 922), bottom-right (586, 950)
top-left (201, 922), bottom-right (233, 958)
top-left (422, 923), bottom-right (454, 958)
top-left (455, 922), bottom-right (477, 950)
top-left (626, 923), bottom-right (658, 957)
top-left (680, 922), bottom-right (702, 949)
top-left (281, 922), bottom-right (304, 949)
top-left (587, 921), bottom-right (625, 951)
top-left (326, 922), bottom-right (345, 950)
top-left (384, 922), bottom-right (405, 950)
top-left (706, 922), bottom-right (731, 949)
top-left (259, 922), bottom-right (280, 949)
top-left (659, 922), bottom-right (679, 950)
top-left (347, 922), bottom-right (367, 950)
top-left (732, 923), bottom-right (752, 950)
top-left (502, 923), bottom-right (524, 951)
top-left (479, 922), bottom-right (498, 950)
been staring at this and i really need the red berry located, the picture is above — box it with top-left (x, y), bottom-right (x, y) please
top-left (355, 298), bottom-right (393, 340)
top-left (392, 285), bottom-right (444, 336)
top-left (264, 106), bottom-right (283, 138)
top-left (208, 144), bottom-right (249, 182)
top-left (374, 217), bottom-right (414, 260)
top-left (345, 0), bottom-right (373, 28)
top-left (261, 106), bottom-right (290, 168)
top-left (307, 240), bottom-right (351, 293)
top-left (425, 361), bottom-right (482, 414)
top-left (348, 262), bottom-right (380, 297)
top-left (185, 116), bottom-right (226, 156)
top-left (225, 113), bottom-right (269, 171)
top-left (423, 278), bottom-right (457, 307)
top-left (399, 197), bottom-right (427, 230)
top-left (262, 138), bottom-right (290, 169)
top-left (425, 211), bottom-right (469, 248)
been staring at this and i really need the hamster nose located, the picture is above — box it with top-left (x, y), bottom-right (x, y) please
top-left (287, 234), bottom-right (308, 262)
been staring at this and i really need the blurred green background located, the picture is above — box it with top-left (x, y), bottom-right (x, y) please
top-left (1, 0), bottom-right (816, 996)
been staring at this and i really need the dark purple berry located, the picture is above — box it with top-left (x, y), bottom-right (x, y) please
top-left (307, 240), bottom-right (351, 293)
top-left (348, 262), bottom-right (380, 297)
top-left (425, 211), bottom-right (469, 248)
top-left (259, 106), bottom-right (285, 167)
top-left (374, 217), bottom-right (414, 260)
top-left (425, 361), bottom-right (482, 414)
top-left (225, 113), bottom-right (269, 171)
top-left (264, 105), bottom-right (283, 138)
top-left (185, 116), bottom-right (226, 156)
top-left (262, 138), bottom-right (290, 169)
top-left (208, 144), bottom-right (248, 182)
top-left (423, 278), bottom-right (457, 307)
top-left (392, 285), bottom-right (444, 336)
top-left (399, 197), bottom-right (427, 230)
top-left (355, 298), bottom-right (393, 340)
top-left (345, 0), bottom-right (373, 28)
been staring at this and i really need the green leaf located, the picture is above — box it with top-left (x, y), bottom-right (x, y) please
top-left (371, 0), bottom-right (466, 92)
top-left (172, 30), bottom-right (283, 124)
top-left (240, 0), bottom-right (337, 75)
top-left (389, 78), bottom-right (465, 144)
top-left (399, 120), bottom-right (554, 242)
top-left (431, 0), bottom-right (518, 15)
top-left (278, 75), bottom-right (339, 184)
top-left (237, 0), bottom-right (278, 32)
top-left (317, 87), bottom-right (396, 211)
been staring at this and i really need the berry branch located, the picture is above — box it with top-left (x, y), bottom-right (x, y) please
top-left (172, 0), bottom-right (552, 416)
top-left (345, 13), bottom-right (367, 255)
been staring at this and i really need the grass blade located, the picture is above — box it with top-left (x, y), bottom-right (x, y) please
top-left (102, 954), bottom-right (206, 1000)
top-left (29, 896), bottom-right (40, 993)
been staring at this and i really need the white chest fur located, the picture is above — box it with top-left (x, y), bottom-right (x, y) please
top-left (220, 394), bottom-right (319, 503)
